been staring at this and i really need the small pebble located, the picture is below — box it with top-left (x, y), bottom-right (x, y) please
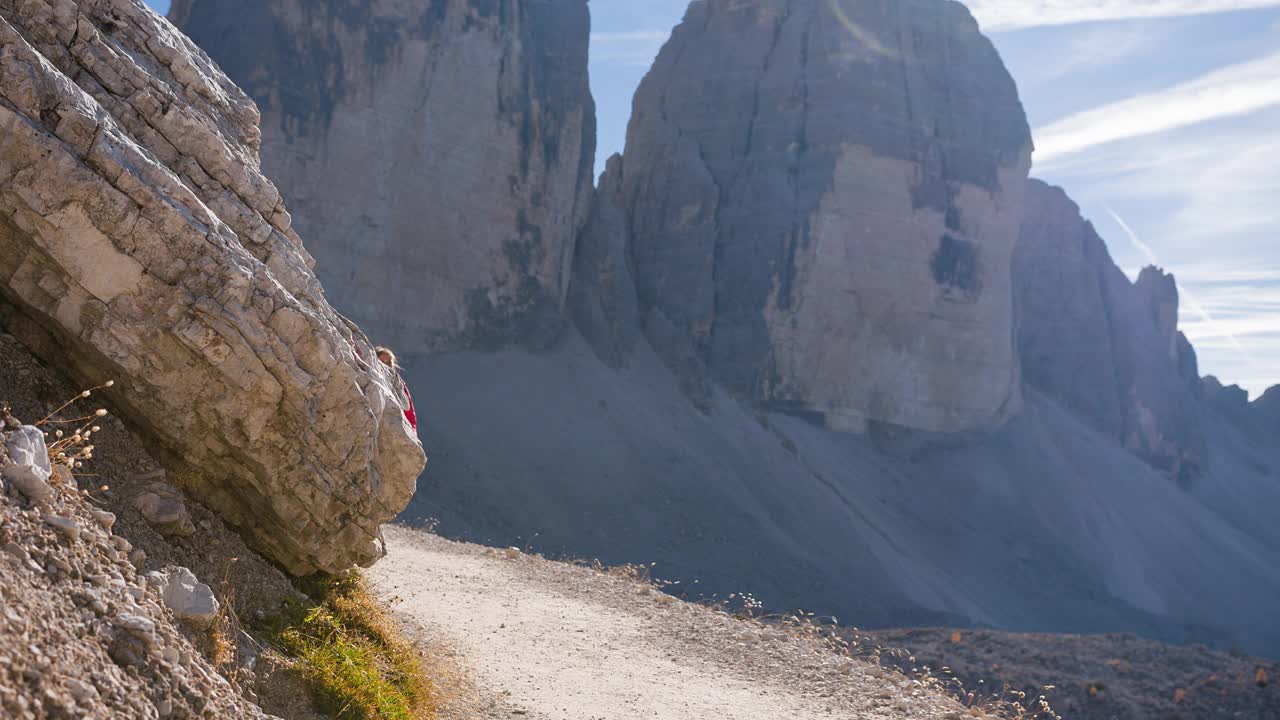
top-left (66, 678), bottom-right (98, 703)
top-left (43, 515), bottom-right (80, 542)
top-left (88, 509), bottom-right (116, 530)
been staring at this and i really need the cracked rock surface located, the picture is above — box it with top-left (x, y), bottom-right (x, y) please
top-left (0, 0), bottom-right (426, 574)
top-left (172, 0), bottom-right (597, 355)
top-left (1014, 179), bottom-right (1208, 481)
top-left (612, 0), bottom-right (1032, 433)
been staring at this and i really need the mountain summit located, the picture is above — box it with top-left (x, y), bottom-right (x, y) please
top-left (174, 0), bottom-right (1280, 655)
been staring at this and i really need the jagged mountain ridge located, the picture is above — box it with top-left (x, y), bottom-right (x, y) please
top-left (173, 0), bottom-right (1280, 656)
top-left (1016, 179), bottom-right (1208, 483)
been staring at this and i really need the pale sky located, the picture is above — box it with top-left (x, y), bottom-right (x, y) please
top-left (147, 0), bottom-right (1279, 397)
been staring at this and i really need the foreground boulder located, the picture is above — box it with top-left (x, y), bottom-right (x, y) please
top-left (148, 566), bottom-right (219, 629)
top-left (0, 0), bottom-right (425, 574)
top-left (2, 424), bottom-right (55, 503)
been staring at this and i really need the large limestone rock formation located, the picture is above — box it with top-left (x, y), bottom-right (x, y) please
top-left (171, 0), bottom-right (596, 354)
top-left (1015, 180), bottom-right (1205, 481)
top-left (611, 0), bottom-right (1032, 433)
top-left (154, 0), bottom-right (1280, 657)
top-left (0, 0), bottom-right (425, 574)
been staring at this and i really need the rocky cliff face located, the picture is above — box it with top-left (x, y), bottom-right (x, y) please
top-left (171, 0), bottom-right (596, 354)
top-left (570, 154), bottom-right (640, 369)
top-left (0, 0), bottom-right (425, 574)
top-left (1015, 180), bottom-right (1206, 481)
top-left (160, 0), bottom-right (1280, 656)
top-left (607, 0), bottom-right (1032, 433)
top-left (1204, 376), bottom-right (1280, 441)
top-left (1256, 386), bottom-right (1280, 437)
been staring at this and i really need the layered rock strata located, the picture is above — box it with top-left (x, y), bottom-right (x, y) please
top-left (0, 0), bottom-right (425, 574)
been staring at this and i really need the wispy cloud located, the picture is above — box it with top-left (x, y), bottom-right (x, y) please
top-left (965, 0), bottom-right (1280, 31)
top-left (1034, 50), bottom-right (1280, 163)
top-left (1048, 112), bottom-right (1280, 249)
top-left (1017, 24), bottom-right (1158, 88)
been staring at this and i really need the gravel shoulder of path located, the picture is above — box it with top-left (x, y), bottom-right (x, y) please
top-left (369, 525), bottom-right (974, 720)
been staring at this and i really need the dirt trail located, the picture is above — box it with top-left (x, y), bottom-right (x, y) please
top-left (368, 525), bottom-right (964, 720)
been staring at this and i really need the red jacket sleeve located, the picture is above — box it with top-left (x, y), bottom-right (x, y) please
top-left (402, 381), bottom-right (417, 431)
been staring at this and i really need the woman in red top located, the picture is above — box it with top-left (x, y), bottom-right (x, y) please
top-left (376, 346), bottom-right (417, 431)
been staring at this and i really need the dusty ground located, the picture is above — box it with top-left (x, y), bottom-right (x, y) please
top-left (369, 525), bottom-right (971, 720)
top-left (0, 328), bottom-right (321, 718)
top-left (868, 628), bottom-right (1279, 720)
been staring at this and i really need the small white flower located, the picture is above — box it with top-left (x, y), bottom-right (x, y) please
top-left (95, 409), bottom-right (107, 417)
top-left (104, 380), bottom-right (115, 388)
top-left (80, 390), bottom-right (91, 398)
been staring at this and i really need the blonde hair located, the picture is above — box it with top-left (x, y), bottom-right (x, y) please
top-left (375, 346), bottom-right (399, 370)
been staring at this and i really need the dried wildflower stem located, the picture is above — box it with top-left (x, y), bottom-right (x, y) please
top-left (36, 385), bottom-right (114, 491)
top-left (42, 414), bottom-right (107, 424)
top-left (35, 381), bottom-right (114, 427)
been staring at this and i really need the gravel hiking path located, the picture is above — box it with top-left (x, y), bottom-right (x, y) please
top-left (368, 525), bottom-right (966, 720)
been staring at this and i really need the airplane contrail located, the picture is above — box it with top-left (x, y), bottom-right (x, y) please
top-left (1105, 206), bottom-right (1258, 368)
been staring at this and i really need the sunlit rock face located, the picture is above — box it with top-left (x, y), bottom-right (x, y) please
top-left (171, 0), bottom-right (596, 354)
top-left (0, 0), bottom-right (425, 574)
top-left (614, 0), bottom-right (1033, 433)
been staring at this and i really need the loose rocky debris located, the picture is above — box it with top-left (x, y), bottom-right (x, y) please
top-left (0, 418), bottom-right (273, 719)
top-left (869, 627), bottom-right (1280, 720)
top-left (0, 331), bottom-right (326, 718)
top-left (131, 482), bottom-right (197, 537)
top-left (148, 567), bottom-right (220, 629)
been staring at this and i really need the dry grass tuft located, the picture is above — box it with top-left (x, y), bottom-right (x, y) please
top-left (4, 382), bottom-right (115, 499)
top-left (269, 571), bottom-right (434, 720)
